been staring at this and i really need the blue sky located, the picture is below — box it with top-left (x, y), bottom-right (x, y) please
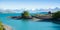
top-left (0, 0), bottom-right (60, 9)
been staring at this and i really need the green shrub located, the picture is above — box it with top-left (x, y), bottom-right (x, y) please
top-left (0, 21), bottom-right (4, 30)
top-left (22, 11), bottom-right (30, 18)
top-left (52, 11), bottom-right (60, 19)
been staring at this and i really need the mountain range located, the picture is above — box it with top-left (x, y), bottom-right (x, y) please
top-left (0, 7), bottom-right (60, 13)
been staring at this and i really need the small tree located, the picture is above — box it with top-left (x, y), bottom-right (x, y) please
top-left (52, 11), bottom-right (60, 19)
top-left (23, 11), bottom-right (29, 17)
top-left (48, 11), bottom-right (51, 14)
top-left (22, 11), bottom-right (30, 18)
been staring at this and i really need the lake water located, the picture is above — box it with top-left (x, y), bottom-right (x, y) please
top-left (0, 13), bottom-right (60, 30)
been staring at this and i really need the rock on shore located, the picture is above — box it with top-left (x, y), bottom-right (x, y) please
top-left (3, 24), bottom-right (12, 30)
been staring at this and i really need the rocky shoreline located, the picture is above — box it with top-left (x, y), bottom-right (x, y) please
top-left (3, 24), bottom-right (12, 30)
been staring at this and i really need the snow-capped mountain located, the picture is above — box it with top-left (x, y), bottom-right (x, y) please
top-left (0, 7), bottom-right (60, 13)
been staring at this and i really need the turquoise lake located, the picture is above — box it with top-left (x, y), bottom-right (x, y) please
top-left (0, 13), bottom-right (60, 30)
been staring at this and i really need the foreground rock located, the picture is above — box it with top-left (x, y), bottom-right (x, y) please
top-left (3, 24), bottom-right (12, 30)
top-left (0, 24), bottom-right (12, 30)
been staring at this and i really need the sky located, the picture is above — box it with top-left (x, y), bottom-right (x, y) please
top-left (0, 0), bottom-right (60, 9)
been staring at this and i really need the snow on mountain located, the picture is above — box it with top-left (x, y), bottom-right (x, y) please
top-left (0, 7), bottom-right (60, 13)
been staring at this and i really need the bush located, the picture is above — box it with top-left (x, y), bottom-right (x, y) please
top-left (52, 11), bottom-right (60, 19)
top-left (22, 11), bottom-right (30, 18)
top-left (0, 21), bottom-right (4, 30)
